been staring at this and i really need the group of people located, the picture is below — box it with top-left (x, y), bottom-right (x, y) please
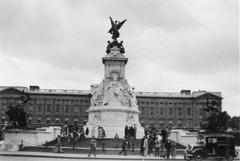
top-left (141, 134), bottom-right (176, 159)
top-left (55, 124), bottom-right (177, 159)
top-left (117, 125), bottom-right (137, 155)
top-left (140, 128), bottom-right (176, 159)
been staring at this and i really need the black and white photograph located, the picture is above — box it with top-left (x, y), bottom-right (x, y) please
top-left (0, 0), bottom-right (239, 161)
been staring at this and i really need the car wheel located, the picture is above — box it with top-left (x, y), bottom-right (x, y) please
top-left (194, 151), bottom-right (204, 160)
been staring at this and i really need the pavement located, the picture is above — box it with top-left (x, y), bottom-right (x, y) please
top-left (0, 146), bottom-right (239, 160)
top-left (0, 151), bottom-right (184, 160)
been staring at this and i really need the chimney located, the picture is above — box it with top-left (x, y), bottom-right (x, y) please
top-left (180, 90), bottom-right (191, 95)
top-left (29, 86), bottom-right (40, 91)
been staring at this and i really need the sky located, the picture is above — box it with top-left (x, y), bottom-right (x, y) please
top-left (0, 0), bottom-right (239, 116)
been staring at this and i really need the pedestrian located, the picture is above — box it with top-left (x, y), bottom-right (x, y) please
top-left (98, 126), bottom-right (105, 151)
top-left (165, 140), bottom-right (172, 159)
top-left (133, 124), bottom-right (137, 139)
top-left (119, 136), bottom-right (128, 156)
top-left (155, 136), bottom-right (161, 157)
top-left (140, 136), bottom-right (145, 156)
top-left (67, 132), bottom-right (71, 143)
top-left (54, 135), bottom-right (63, 153)
top-left (85, 127), bottom-right (89, 136)
top-left (114, 133), bottom-right (120, 148)
top-left (148, 136), bottom-right (154, 155)
top-left (171, 141), bottom-right (176, 159)
top-left (124, 125), bottom-right (128, 137)
top-left (160, 139), bottom-right (166, 158)
top-left (88, 136), bottom-right (97, 158)
top-left (130, 136), bottom-right (135, 152)
top-left (143, 136), bottom-right (149, 156)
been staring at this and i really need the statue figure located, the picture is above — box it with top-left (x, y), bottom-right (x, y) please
top-left (6, 93), bottom-right (32, 128)
top-left (108, 17), bottom-right (127, 40)
top-left (127, 87), bottom-right (138, 107)
top-left (91, 91), bottom-right (98, 106)
top-left (106, 40), bottom-right (125, 54)
top-left (127, 113), bottom-right (135, 126)
top-left (103, 80), bottom-right (125, 106)
top-left (102, 73), bottom-right (126, 106)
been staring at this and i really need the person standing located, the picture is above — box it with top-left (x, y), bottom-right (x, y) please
top-left (155, 136), bottom-right (161, 157)
top-left (54, 135), bottom-right (63, 153)
top-left (88, 137), bottom-right (97, 158)
top-left (92, 126), bottom-right (96, 138)
top-left (114, 133), bottom-right (120, 148)
top-left (165, 140), bottom-right (172, 159)
top-left (171, 141), bottom-right (176, 159)
top-left (72, 130), bottom-right (78, 150)
top-left (98, 126), bottom-right (105, 152)
top-left (140, 136), bottom-right (145, 156)
top-left (85, 127), bottom-right (89, 136)
top-left (143, 136), bottom-right (149, 156)
top-left (119, 136), bottom-right (128, 156)
top-left (160, 139), bottom-right (166, 158)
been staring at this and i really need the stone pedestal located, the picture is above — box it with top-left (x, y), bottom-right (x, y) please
top-left (86, 106), bottom-right (144, 139)
top-left (0, 126), bottom-right (61, 151)
top-left (85, 41), bottom-right (144, 139)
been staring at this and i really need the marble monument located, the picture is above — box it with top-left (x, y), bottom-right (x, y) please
top-left (85, 17), bottom-right (144, 138)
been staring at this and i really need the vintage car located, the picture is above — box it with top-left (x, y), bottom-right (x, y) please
top-left (184, 133), bottom-right (238, 160)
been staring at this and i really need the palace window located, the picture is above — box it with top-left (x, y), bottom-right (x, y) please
top-left (28, 118), bottom-right (32, 124)
top-left (56, 105), bottom-right (60, 113)
top-left (200, 108), bottom-right (204, 116)
top-left (187, 108), bottom-right (191, 116)
top-left (38, 105), bottom-right (42, 112)
top-left (74, 119), bottom-right (78, 125)
top-left (46, 118), bottom-right (51, 125)
top-left (169, 108), bottom-right (173, 115)
top-left (150, 108), bottom-right (154, 115)
top-left (65, 106), bottom-right (70, 113)
top-left (160, 121), bottom-right (164, 128)
top-left (55, 118), bottom-right (60, 125)
top-left (178, 122), bottom-right (182, 128)
top-left (29, 105), bottom-right (33, 112)
top-left (160, 108), bottom-right (163, 115)
top-left (178, 108), bottom-right (182, 116)
top-left (74, 106), bottom-right (78, 113)
top-left (47, 105), bottom-right (51, 112)
top-left (37, 118), bottom-right (41, 124)
top-left (1, 116), bottom-right (6, 123)
top-left (141, 108), bottom-right (145, 115)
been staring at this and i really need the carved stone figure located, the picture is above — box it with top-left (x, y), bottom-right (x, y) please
top-left (129, 87), bottom-right (138, 107)
top-left (92, 112), bottom-right (101, 124)
top-left (127, 113), bottom-right (136, 125)
top-left (103, 80), bottom-right (125, 106)
top-left (106, 40), bottom-right (125, 54)
top-left (108, 17), bottom-right (127, 40)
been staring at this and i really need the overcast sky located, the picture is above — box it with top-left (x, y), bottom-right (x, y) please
top-left (0, 0), bottom-right (239, 116)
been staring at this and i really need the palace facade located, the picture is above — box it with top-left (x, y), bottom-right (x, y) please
top-left (0, 86), bottom-right (222, 130)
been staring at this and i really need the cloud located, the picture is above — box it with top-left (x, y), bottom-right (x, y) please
top-left (0, 0), bottom-right (238, 116)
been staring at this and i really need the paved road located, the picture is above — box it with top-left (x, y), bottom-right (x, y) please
top-left (1, 155), bottom-right (240, 161)
top-left (0, 156), bottom-right (187, 161)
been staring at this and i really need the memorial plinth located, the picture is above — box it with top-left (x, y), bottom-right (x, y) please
top-left (86, 40), bottom-right (144, 139)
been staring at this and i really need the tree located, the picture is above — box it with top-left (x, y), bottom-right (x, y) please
top-left (200, 101), bottom-right (231, 132)
top-left (228, 116), bottom-right (240, 131)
